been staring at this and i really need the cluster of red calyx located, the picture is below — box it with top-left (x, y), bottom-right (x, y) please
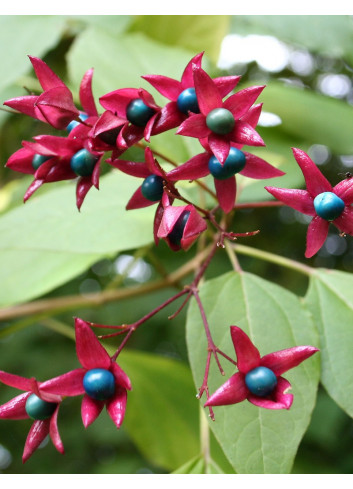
top-left (4, 53), bottom-right (285, 252)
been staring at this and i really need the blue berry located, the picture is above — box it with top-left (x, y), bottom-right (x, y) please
top-left (168, 211), bottom-right (190, 247)
top-left (208, 148), bottom-right (246, 180)
top-left (206, 108), bottom-right (235, 135)
top-left (25, 394), bottom-right (57, 420)
top-left (245, 366), bottom-right (277, 397)
top-left (177, 88), bottom-right (200, 114)
top-left (70, 149), bottom-right (98, 177)
top-left (141, 175), bottom-right (164, 201)
top-left (32, 154), bottom-right (50, 170)
top-left (66, 113), bottom-right (89, 133)
top-left (83, 369), bottom-right (115, 401)
top-left (126, 99), bottom-right (155, 127)
top-left (313, 192), bottom-right (345, 221)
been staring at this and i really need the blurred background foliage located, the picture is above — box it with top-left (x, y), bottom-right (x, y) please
top-left (1, 15), bottom-right (353, 474)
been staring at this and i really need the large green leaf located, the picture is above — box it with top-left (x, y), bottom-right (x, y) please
top-left (118, 349), bottom-right (199, 471)
top-left (67, 27), bottom-right (198, 104)
top-left (305, 269), bottom-right (353, 418)
top-left (257, 82), bottom-right (353, 154)
top-left (232, 15), bottom-right (353, 65)
top-left (186, 271), bottom-right (320, 473)
top-left (128, 15), bottom-right (231, 65)
top-left (0, 171), bottom-right (155, 306)
top-left (0, 16), bottom-right (68, 93)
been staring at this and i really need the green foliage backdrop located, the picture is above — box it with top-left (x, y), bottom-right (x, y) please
top-left (1, 15), bottom-right (353, 475)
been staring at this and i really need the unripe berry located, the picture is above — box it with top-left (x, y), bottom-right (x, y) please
top-left (25, 394), bottom-right (57, 420)
top-left (126, 99), bottom-right (155, 127)
top-left (177, 88), bottom-right (200, 114)
top-left (66, 113), bottom-right (89, 133)
top-left (206, 108), bottom-right (235, 135)
top-left (98, 127), bottom-right (120, 146)
top-left (32, 154), bottom-right (50, 170)
top-left (208, 148), bottom-right (246, 180)
top-left (141, 175), bottom-right (164, 201)
top-left (83, 369), bottom-right (115, 401)
top-left (168, 211), bottom-right (191, 247)
top-left (245, 366), bottom-right (277, 397)
top-left (70, 149), bottom-right (98, 177)
top-left (313, 192), bottom-right (345, 221)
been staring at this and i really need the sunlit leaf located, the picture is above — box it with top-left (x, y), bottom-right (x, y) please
top-left (0, 171), bottom-right (155, 306)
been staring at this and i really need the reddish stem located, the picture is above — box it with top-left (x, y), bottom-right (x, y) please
top-left (234, 200), bottom-right (283, 210)
top-left (107, 237), bottom-right (221, 359)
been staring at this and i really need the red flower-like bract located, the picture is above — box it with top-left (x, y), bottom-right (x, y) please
top-left (143, 52), bottom-right (241, 135)
top-left (205, 326), bottom-right (318, 410)
top-left (4, 66), bottom-right (104, 210)
top-left (265, 148), bottom-right (353, 258)
top-left (157, 203), bottom-right (207, 251)
top-left (0, 372), bottom-right (63, 463)
top-left (4, 56), bottom-right (79, 129)
top-left (176, 65), bottom-right (265, 164)
top-left (40, 318), bottom-right (131, 429)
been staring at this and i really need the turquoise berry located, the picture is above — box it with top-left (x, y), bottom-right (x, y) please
top-left (126, 99), bottom-right (155, 127)
top-left (168, 211), bottom-right (191, 247)
top-left (177, 88), bottom-right (200, 114)
top-left (25, 394), bottom-right (57, 420)
top-left (141, 174), bottom-right (164, 201)
top-left (208, 148), bottom-right (246, 180)
top-left (206, 108), bottom-right (235, 135)
top-left (32, 154), bottom-right (50, 170)
top-left (70, 149), bottom-right (98, 177)
top-left (83, 369), bottom-right (116, 401)
top-left (66, 113), bottom-right (89, 133)
top-left (245, 366), bottom-right (277, 397)
top-left (313, 192), bottom-right (345, 221)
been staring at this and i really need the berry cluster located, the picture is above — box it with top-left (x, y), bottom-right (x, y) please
top-left (4, 53), bottom-right (284, 250)
top-left (8, 51), bottom-right (353, 465)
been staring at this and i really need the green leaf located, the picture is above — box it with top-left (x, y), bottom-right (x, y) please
top-left (232, 15), bottom-right (353, 65)
top-left (119, 350), bottom-right (199, 471)
top-left (0, 16), bottom-right (68, 93)
top-left (258, 82), bottom-right (353, 154)
top-left (128, 15), bottom-right (231, 65)
top-left (0, 171), bottom-right (155, 306)
top-left (186, 271), bottom-right (320, 473)
top-left (305, 269), bottom-right (353, 418)
top-left (67, 27), bottom-right (199, 104)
